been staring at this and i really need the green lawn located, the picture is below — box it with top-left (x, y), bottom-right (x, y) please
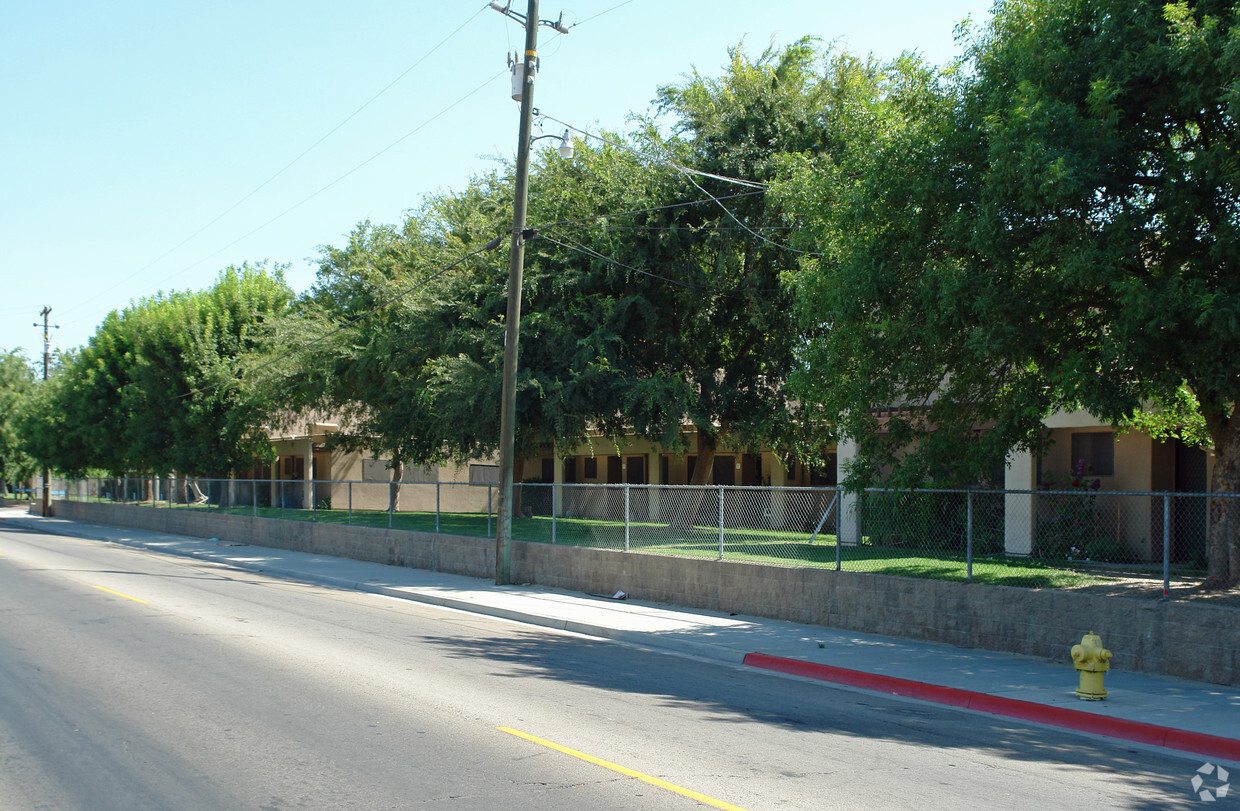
top-left (131, 500), bottom-right (1123, 589)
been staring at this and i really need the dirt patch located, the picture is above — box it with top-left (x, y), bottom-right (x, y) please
top-left (1064, 573), bottom-right (1240, 608)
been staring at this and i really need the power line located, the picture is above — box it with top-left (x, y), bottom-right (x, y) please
top-left (531, 189), bottom-right (765, 230)
top-left (538, 111), bottom-right (818, 256)
top-left (569, 0), bottom-right (640, 29)
top-left (134, 67), bottom-right (508, 306)
top-left (554, 221), bottom-right (796, 233)
top-left (538, 112), bottom-right (769, 189)
top-left (538, 229), bottom-right (783, 299)
top-left (682, 172), bottom-right (815, 256)
top-left (56, 3), bottom-right (493, 323)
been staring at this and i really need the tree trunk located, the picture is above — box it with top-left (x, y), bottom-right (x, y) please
top-left (1205, 406), bottom-right (1240, 588)
top-left (389, 460), bottom-right (403, 514)
top-left (669, 432), bottom-right (717, 531)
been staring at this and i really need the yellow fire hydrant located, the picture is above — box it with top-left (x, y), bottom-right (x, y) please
top-left (1071, 630), bottom-right (1112, 700)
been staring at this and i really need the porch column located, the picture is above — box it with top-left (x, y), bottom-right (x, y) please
top-left (769, 454), bottom-right (788, 530)
top-left (837, 436), bottom-right (862, 546)
top-left (552, 442), bottom-right (565, 517)
top-left (1004, 447), bottom-right (1036, 555)
top-left (303, 435), bottom-right (314, 510)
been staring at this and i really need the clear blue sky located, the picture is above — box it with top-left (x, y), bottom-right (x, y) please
top-left (1, 0), bottom-right (993, 358)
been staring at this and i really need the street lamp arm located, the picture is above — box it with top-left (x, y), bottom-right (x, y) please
top-left (531, 129), bottom-right (575, 158)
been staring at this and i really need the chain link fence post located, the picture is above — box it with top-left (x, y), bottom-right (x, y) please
top-left (1163, 492), bottom-right (1172, 599)
top-left (836, 488), bottom-right (843, 571)
top-left (623, 484), bottom-right (631, 551)
top-left (966, 490), bottom-right (974, 583)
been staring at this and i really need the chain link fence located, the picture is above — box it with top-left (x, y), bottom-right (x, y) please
top-left (54, 477), bottom-right (1220, 591)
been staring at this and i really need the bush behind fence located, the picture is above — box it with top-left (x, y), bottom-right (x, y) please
top-left (51, 477), bottom-right (1221, 591)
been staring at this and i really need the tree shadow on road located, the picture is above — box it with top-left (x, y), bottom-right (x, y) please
top-left (416, 628), bottom-right (1206, 809)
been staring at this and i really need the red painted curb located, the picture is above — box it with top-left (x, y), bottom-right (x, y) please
top-left (743, 652), bottom-right (1240, 762)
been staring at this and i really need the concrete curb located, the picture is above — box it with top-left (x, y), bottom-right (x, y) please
top-left (743, 653), bottom-right (1240, 763)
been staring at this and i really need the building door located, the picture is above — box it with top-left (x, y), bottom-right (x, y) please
top-left (741, 453), bottom-right (762, 486)
top-left (625, 455), bottom-right (646, 484)
top-left (607, 455), bottom-right (622, 484)
top-left (625, 455), bottom-right (648, 520)
top-left (1174, 440), bottom-right (1208, 563)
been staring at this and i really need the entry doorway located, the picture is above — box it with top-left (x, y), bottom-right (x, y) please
top-left (1174, 440), bottom-right (1208, 564)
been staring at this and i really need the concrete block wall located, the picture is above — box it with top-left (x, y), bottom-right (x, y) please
top-left (52, 501), bottom-right (1240, 685)
top-left (53, 501), bottom-right (496, 579)
top-left (518, 541), bottom-right (1239, 684)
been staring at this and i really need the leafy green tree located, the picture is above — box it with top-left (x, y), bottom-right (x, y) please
top-left (22, 265), bottom-right (292, 477)
top-left (293, 40), bottom-right (888, 522)
top-left (130, 264), bottom-right (293, 475)
top-left (19, 316), bottom-right (138, 476)
top-left (615, 39), bottom-right (860, 482)
top-left (489, 39), bottom-right (881, 491)
top-left (13, 350), bottom-right (79, 480)
top-left (0, 350), bottom-right (37, 491)
top-left (786, 0), bottom-right (1240, 585)
top-left (289, 163), bottom-right (640, 490)
top-left (284, 181), bottom-right (510, 476)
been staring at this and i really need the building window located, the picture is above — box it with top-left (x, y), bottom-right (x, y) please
top-left (469, 463), bottom-right (500, 484)
top-left (401, 464), bottom-right (437, 483)
top-left (283, 456), bottom-right (305, 479)
top-left (583, 457), bottom-right (598, 479)
top-left (1070, 432), bottom-right (1114, 476)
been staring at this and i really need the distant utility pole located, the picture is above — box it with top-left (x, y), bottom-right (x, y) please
top-left (33, 306), bottom-right (58, 516)
top-left (490, 0), bottom-right (569, 585)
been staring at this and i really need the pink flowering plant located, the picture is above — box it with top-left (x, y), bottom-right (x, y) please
top-left (1036, 461), bottom-right (1121, 562)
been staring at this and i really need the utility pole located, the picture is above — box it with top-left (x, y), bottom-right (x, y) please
top-left (34, 306), bottom-right (57, 516)
top-left (491, 0), bottom-right (567, 584)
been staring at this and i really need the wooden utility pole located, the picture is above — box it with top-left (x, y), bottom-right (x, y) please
top-left (34, 306), bottom-right (57, 516)
top-left (494, 0), bottom-right (540, 585)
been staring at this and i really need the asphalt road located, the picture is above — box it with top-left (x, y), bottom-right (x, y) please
top-left (0, 523), bottom-right (1212, 809)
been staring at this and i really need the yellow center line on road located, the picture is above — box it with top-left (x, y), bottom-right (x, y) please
top-left (92, 585), bottom-right (148, 604)
top-left (497, 726), bottom-right (748, 811)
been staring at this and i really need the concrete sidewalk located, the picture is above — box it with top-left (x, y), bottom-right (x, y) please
top-left (3, 506), bottom-right (1237, 763)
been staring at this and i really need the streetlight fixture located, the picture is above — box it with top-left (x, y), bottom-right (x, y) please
top-left (492, 0), bottom-right (569, 585)
top-left (532, 129), bottom-right (575, 159)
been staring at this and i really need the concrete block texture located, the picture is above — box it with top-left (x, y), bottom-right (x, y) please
top-left (50, 500), bottom-right (1240, 685)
